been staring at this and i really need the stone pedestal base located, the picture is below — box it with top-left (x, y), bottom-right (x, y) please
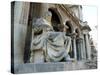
top-left (12, 61), bottom-right (97, 74)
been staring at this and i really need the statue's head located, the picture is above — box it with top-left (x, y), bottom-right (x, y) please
top-left (32, 18), bottom-right (53, 35)
top-left (43, 11), bottom-right (52, 25)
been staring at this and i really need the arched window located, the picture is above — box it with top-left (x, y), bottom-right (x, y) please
top-left (48, 8), bottom-right (62, 31)
top-left (65, 21), bottom-right (74, 36)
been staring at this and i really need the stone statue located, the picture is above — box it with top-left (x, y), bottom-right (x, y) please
top-left (30, 17), bottom-right (72, 63)
top-left (45, 32), bottom-right (71, 62)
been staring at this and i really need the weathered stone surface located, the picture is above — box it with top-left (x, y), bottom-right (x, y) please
top-left (14, 2), bottom-right (30, 64)
top-left (30, 18), bottom-right (72, 62)
top-left (30, 50), bottom-right (44, 63)
top-left (14, 61), bottom-right (96, 74)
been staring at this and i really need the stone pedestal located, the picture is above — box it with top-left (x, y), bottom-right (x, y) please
top-left (13, 61), bottom-right (95, 74)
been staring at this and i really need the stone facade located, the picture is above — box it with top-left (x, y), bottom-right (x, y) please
top-left (11, 1), bottom-right (97, 74)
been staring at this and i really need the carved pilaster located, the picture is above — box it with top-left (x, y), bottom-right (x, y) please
top-left (14, 2), bottom-right (30, 64)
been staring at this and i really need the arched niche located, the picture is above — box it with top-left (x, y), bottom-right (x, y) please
top-left (48, 8), bottom-right (63, 31)
top-left (65, 21), bottom-right (74, 35)
top-left (75, 28), bottom-right (80, 37)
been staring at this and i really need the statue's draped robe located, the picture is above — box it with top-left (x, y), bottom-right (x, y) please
top-left (30, 32), bottom-right (71, 62)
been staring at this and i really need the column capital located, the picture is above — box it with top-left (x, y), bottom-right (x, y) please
top-left (76, 37), bottom-right (83, 43)
top-left (82, 29), bottom-right (91, 35)
top-left (71, 32), bottom-right (77, 38)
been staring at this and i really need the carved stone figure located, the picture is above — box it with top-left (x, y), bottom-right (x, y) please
top-left (45, 32), bottom-right (71, 62)
top-left (30, 18), bottom-right (71, 63)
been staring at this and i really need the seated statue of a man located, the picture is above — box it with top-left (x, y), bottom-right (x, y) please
top-left (30, 17), bottom-right (72, 63)
top-left (45, 24), bottom-right (71, 62)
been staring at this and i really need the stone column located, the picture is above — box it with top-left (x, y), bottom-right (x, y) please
top-left (72, 33), bottom-right (77, 60)
top-left (76, 37), bottom-right (84, 60)
top-left (82, 22), bottom-right (91, 60)
top-left (84, 34), bottom-right (91, 60)
top-left (80, 38), bottom-right (84, 60)
top-left (32, 3), bottom-right (48, 19)
top-left (14, 2), bottom-right (30, 64)
top-left (82, 35), bottom-right (87, 60)
top-left (41, 3), bottom-right (49, 17)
